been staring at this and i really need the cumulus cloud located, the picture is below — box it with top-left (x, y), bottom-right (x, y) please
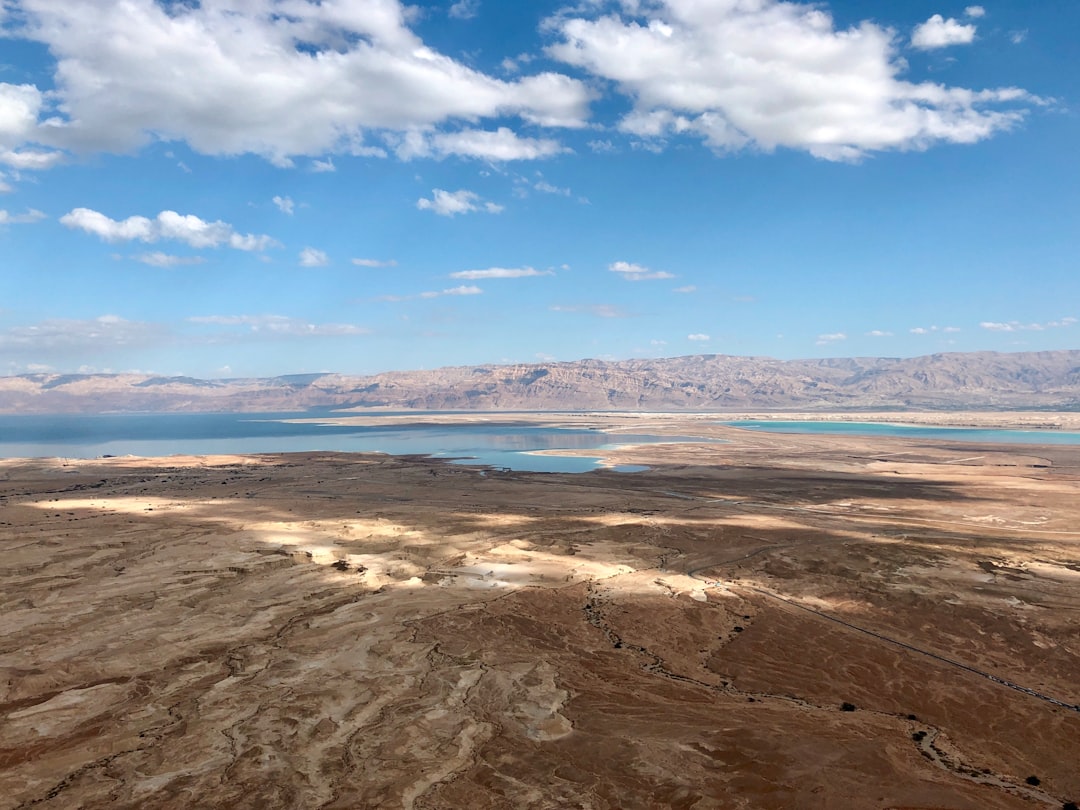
top-left (352, 257), bottom-right (398, 268)
top-left (299, 247), bottom-right (330, 267)
top-left (911, 14), bottom-right (977, 50)
top-left (2, 1), bottom-right (591, 165)
top-left (816, 332), bottom-right (847, 345)
top-left (0, 208), bottom-right (46, 225)
top-left (980, 317), bottom-right (1077, 332)
top-left (1, 147), bottom-right (63, 170)
top-left (609, 260), bottom-right (674, 281)
top-left (547, 0), bottom-right (1032, 160)
top-left (687, 333), bottom-right (710, 342)
top-left (450, 267), bottom-right (553, 280)
top-left (60, 208), bottom-right (279, 251)
top-left (0, 82), bottom-right (64, 169)
top-left (417, 188), bottom-right (503, 217)
top-left (133, 252), bottom-right (207, 267)
top-left (188, 314), bottom-right (369, 336)
top-left (396, 127), bottom-right (568, 161)
top-left (965, 6), bottom-right (986, 19)
top-left (866, 330), bottom-right (893, 337)
top-left (272, 195), bottom-right (295, 215)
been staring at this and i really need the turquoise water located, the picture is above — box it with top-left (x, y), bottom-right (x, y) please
top-left (726, 420), bottom-right (1080, 445)
top-left (0, 412), bottom-right (685, 472)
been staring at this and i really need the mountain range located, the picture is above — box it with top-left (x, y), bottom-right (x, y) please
top-left (3, 350), bottom-right (1079, 413)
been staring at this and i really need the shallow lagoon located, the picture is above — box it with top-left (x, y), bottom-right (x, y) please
top-left (0, 412), bottom-right (678, 472)
top-left (726, 419), bottom-right (1080, 445)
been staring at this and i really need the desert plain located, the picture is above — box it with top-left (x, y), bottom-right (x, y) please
top-left (2, 414), bottom-right (1079, 809)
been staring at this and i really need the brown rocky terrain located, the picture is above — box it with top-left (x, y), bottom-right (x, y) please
top-left (3, 349), bottom-right (1080, 413)
top-left (2, 417), bottom-right (1079, 808)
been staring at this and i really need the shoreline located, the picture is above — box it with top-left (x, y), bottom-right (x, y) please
top-left (280, 408), bottom-right (1080, 432)
top-left (3, 430), bottom-right (1080, 807)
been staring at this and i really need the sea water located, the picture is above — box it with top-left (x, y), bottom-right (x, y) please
top-left (0, 412), bottom-right (672, 472)
top-left (725, 420), bottom-right (1080, 445)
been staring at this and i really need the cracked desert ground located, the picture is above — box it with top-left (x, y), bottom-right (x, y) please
top-left (2, 416), bottom-right (1079, 809)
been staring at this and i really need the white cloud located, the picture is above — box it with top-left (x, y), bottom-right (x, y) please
top-left (188, 314), bottom-right (369, 336)
top-left (311, 158), bottom-right (336, 173)
top-left (3, 1), bottom-right (592, 165)
top-left (60, 208), bottom-right (279, 251)
top-left (980, 317), bottom-right (1076, 332)
top-left (910, 325), bottom-right (960, 335)
top-left (450, 267), bottom-right (553, 280)
top-left (609, 260), bottom-right (675, 281)
top-left (352, 258), bottom-right (398, 268)
top-left (816, 332), bottom-right (847, 345)
top-left (588, 139), bottom-right (616, 153)
top-left (501, 53), bottom-right (534, 74)
top-left (299, 247), bottom-right (330, 267)
top-left (1, 147), bottom-right (64, 170)
top-left (448, 0), bottom-right (480, 21)
top-left (272, 195), bottom-right (294, 215)
top-left (0, 315), bottom-right (165, 353)
top-left (133, 252), bottom-right (206, 267)
top-left (866, 330), bottom-right (893, 337)
top-left (396, 127), bottom-right (568, 161)
top-left (673, 285), bottom-right (696, 294)
top-left (378, 285), bottom-right (483, 302)
top-left (965, 6), bottom-right (986, 19)
top-left (0, 208), bottom-right (46, 225)
top-left (1010, 30), bottom-right (1028, 45)
top-left (548, 1), bottom-right (1030, 160)
top-left (911, 15), bottom-right (977, 50)
top-left (534, 180), bottom-right (571, 196)
top-left (0, 83), bottom-right (64, 169)
top-left (687, 333), bottom-right (710, 342)
top-left (417, 188), bottom-right (503, 217)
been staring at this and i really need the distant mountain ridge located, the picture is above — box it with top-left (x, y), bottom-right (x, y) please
top-left (2, 350), bottom-right (1079, 413)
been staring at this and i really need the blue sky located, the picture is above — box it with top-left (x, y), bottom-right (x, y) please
top-left (1, 0), bottom-right (1077, 377)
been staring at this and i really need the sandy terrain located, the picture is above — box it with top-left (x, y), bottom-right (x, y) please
top-left (2, 416), bottom-right (1079, 809)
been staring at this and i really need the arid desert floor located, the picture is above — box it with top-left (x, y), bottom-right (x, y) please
top-left (2, 415), bottom-right (1079, 809)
